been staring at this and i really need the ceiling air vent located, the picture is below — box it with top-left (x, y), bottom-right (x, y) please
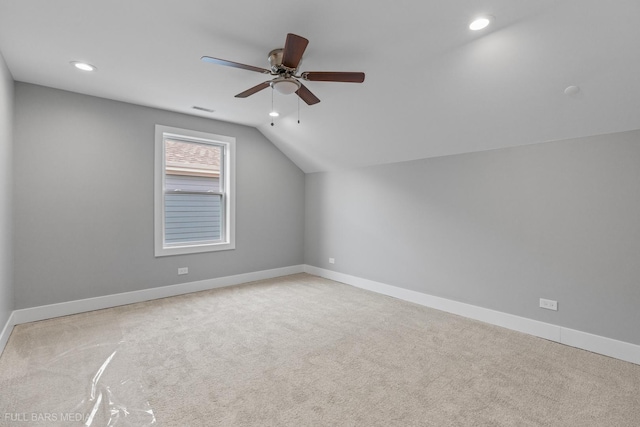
top-left (192, 106), bottom-right (214, 113)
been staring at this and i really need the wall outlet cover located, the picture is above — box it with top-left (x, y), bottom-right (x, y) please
top-left (540, 298), bottom-right (558, 311)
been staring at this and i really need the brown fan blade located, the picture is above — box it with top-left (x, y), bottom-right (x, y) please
top-left (296, 83), bottom-right (321, 105)
top-left (302, 71), bottom-right (365, 83)
top-left (281, 34), bottom-right (309, 69)
top-left (235, 81), bottom-right (271, 98)
top-left (201, 56), bottom-right (270, 74)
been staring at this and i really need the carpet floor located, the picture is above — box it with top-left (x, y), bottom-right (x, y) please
top-left (1, 273), bottom-right (639, 426)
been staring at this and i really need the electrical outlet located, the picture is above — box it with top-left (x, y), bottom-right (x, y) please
top-left (178, 267), bottom-right (189, 275)
top-left (539, 298), bottom-right (558, 311)
top-left (329, 258), bottom-right (335, 264)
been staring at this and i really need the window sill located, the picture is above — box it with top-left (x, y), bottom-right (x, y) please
top-left (154, 241), bottom-right (236, 257)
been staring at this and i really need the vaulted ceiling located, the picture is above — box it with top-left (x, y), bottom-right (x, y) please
top-left (1, 1), bottom-right (639, 172)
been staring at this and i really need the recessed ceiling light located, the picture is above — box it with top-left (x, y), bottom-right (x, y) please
top-left (269, 111), bottom-right (279, 117)
top-left (469, 16), bottom-right (492, 31)
top-left (70, 61), bottom-right (97, 72)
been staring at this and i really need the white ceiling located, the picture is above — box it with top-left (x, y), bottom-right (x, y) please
top-left (1, 1), bottom-right (639, 172)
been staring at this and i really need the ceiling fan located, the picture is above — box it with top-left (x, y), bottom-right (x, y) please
top-left (201, 33), bottom-right (365, 106)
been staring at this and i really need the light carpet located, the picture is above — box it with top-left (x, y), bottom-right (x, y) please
top-left (1, 273), bottom-right (639, 426)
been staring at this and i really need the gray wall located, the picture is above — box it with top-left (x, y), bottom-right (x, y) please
top-left (0, 53), bottom-right (13, 327)
top-left (14, 83), bottom-right (305, 309)
top-left (305, 130), bottom-right (640, 345)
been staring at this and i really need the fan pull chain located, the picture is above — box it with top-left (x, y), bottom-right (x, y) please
top-left (271, 87), bottom-right (275, 126)
top-left (297, 94), bottom-right (300, 124)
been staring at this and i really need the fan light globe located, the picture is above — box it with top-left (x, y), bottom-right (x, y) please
top-left (272, 79), bottom-right (300, 95)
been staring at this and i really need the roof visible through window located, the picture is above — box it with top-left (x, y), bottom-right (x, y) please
top-left (165, 139), bottom-right (220, 178)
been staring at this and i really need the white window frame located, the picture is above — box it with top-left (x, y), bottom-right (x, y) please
top-left (154, 125), bottom-right (236, 257)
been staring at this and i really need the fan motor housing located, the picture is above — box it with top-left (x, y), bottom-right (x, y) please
top-left (268, 48), bottom-right (299, 74)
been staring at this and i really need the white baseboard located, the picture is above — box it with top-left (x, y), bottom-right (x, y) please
top-left (4, 264), bottom-right (638, 366)
top-left (8, 264), bottom-right (305, 328)
top-left (0, 311), bottom-right (15, 357)
top-left (304, 265), bottom-right (640, 366)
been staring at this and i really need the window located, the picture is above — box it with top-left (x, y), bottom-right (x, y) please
top-left (154, 125), bottom-right (235, 256)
